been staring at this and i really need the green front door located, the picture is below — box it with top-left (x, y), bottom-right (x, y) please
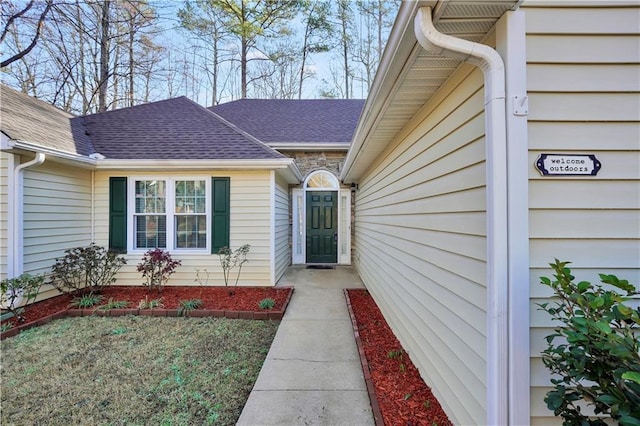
top-left (306, 191), bottom-right (338, 263)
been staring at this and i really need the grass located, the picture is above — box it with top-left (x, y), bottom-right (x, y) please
top-left (1, 316), bottom-right (279, 425)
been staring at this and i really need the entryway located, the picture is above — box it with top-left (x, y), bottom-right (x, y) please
top-left (291, 170), bottom-right (351, 265)
top-left (306, 191), bottom-right (337, 263)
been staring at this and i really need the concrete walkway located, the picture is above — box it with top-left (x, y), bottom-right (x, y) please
top-left (237, 266), bottom-right (375, 425)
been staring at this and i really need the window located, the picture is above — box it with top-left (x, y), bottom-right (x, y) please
top-left (130, 178), bottom-right (212, 251)
top-left (175, 180), bottom-right (206, 248)
top-left (109, 176), bottom-right (230, 253)
top-left (135, 180), bottom-right (167, 248)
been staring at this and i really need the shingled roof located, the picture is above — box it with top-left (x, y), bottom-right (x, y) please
top-left (1, 85), bottom-right (94, 156)
top-left (79, 97), bottom-right (284, 160)
top-left (209, 99), bottom-right (365, 146)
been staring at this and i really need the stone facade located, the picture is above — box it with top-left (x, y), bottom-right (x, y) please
top-left (279, 150), bottom-right (356, 265)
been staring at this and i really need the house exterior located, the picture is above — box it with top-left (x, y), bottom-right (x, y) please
top-left (341, 1), bottom-right (639, 425)
top-left (1, 86), bottom-right (363, 301)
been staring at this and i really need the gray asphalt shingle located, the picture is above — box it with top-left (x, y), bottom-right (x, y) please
top-left (80, 96), bottom-right (284, 160)
top-left (0, 85), bottom-right (94, 156)
top-left (210, 99), bottom-right (365, 145)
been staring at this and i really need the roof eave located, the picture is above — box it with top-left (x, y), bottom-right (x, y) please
top-left (96, 157), bottom-right (301, 177)
top-left (270, 142), bottom-right (350, 151)
top-left (340, 0), bottom-right (433, 183)
top-left (2, 137), bottom-right (97, 168)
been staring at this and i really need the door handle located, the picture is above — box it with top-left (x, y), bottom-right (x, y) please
top-left (334, 233), bottom-right (338, 241)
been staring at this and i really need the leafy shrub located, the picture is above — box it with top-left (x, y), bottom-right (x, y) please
top-left (258, 298), bottom-right (275, 310)
top-left (178, 299), bottom-right (203, 316)
top-left (70, 294), bottom-right (104, 308)
top-left (137, 248), bottom-right (181, 293)
top-left (49, 244), bottom-right (126, 294)
top-left (96, 298), bottom-right (130, 310)
top-left (539, 259), bottom-right (640, 425)
top-left (217, 244), bottom-right (250, 295)
top-left (0, 273), bottom-right (45, 323)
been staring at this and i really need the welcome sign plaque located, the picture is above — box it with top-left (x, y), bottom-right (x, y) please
top-left (535, 154), bottom-right (601, 176)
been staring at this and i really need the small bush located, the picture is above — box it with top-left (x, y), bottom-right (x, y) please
top-left (137, 249), bottom-right (181, 293)
top-left (258, 298), bottom-right (275, 310)
top-left (217, 244), bottom-right (250, 295)
top-left (539, 259), bottom-right (640, 425)
top-left (96, 298), bottom-right (130, 310)
top-left (178, 299), bottom-right (203, 316)
top-left (0, 273), bottom-right (45, 323)
top-left (138, 296), bottom-right (163, 309)
top-left (49, 244), bottom-right (126, 294)
top-left (70, 294), bottom-right (104, 308)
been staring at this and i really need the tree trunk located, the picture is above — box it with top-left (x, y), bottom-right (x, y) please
top-left (98, 0), bottom-right (111, 112)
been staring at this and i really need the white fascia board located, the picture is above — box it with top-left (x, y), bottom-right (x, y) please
top-left (340, 1), bottom-right (435, 183)
top-left (269, 142), bottom-right (350, 151)
top-left (96, 158), bottom-right (302, 179)
top-left (3, 139), bottom-right (96, 168)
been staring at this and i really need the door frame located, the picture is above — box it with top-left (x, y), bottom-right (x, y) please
top-left (292, 171), bottom-right (351, 265)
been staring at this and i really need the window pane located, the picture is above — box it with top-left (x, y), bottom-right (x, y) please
top-left (135, 180), bottom-right (166, 213)
top-left (175, 180), bottom-right (206, 214)
top-left (135, 215), bottom-right (166, 248)
top-left (175, 215), bottom-right (206, 248)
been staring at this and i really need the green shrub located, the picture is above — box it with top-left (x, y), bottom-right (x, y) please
top-left (178, 299), bottom-right (203, 316)
top-left (70, 294), bottom-right (104, 308)
top-left (49, 244), bottom-right (126, 294)
top-left (539, 259), bottom-right (640, 425)
top-left (0, 273), bottom-right (45, 323)
top-left (258, 298), bottom-right (275, 310)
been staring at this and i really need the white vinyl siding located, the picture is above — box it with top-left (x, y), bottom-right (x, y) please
top-left (353, 64), bottom-right (487, 425)
top-left (274, 172), bottom-right (290, 283)
top-left (0, 152), bottom-right (9, 281)
top-left (94, 170), bottom-right (274, 287)
top-left (522, 3), bottom-right (640, 424)
top-left (22, 163), bottom-right (92, 274)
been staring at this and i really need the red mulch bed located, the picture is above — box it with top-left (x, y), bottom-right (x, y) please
top-left (2, 286), bottom-right (290, 329)
top-left (347, 289), bottom-right (453, 426)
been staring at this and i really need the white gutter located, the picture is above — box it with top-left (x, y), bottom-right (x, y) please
top-left (12, 152), bottom-right (46, 276)
top-left (415, 7), bottom-right (509, 425)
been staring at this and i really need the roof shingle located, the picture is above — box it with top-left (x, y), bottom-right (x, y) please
top-left (210, 99), bottom-right (365, 145)
top-left (78, 97), bottom-right (284, 160)
top-left (0, 85), bottom-right (94, 156)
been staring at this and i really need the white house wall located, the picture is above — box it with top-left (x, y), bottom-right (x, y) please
top-left (0, 152), bottom-right (9, 281)
top-left (93, 170), bottom-right (274, 287)
top-left (521, 2), bottom-right (640, 424)
top-left (353, 63), bottom-right (488, 425)
top-left (273, 172), bottom-right (290, 283)
top-left (23, 161), bottom-right (93, 299)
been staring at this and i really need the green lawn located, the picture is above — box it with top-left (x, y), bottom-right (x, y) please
top-left (1, 316), bottom-right (278, 425)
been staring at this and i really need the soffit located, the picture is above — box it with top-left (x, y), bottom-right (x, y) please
top-left (343, 0), bottom-right (519, 182)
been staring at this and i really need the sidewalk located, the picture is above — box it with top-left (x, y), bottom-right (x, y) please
top-left (237, 265), bottom-right (375, 425)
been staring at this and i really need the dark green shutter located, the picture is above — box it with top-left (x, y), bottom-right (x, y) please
top-left (211, 177), bottom-right (230, 253)
top-left (109, 177), bottom-right (127, 253)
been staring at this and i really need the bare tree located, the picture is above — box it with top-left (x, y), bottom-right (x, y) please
top-left (1, 0), bottom-right (54, 68)
top-left (298, 0), bottom-right (332, 99)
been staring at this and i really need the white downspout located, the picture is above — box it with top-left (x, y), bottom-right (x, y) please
top-left (12, 152), bottom-right (46, 276)
top-left (415, 7), bottom-right (509, 425)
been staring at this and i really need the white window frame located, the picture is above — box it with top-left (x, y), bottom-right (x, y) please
top-left (127, 176), bottom-right (211, 253)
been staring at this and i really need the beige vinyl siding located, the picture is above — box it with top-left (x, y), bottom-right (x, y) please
top-left (93, 170), bottom-right (274, 287)
top-left (22, 161), bottom-right (93, 300)
top-left (354, 64), bottom-right (487, 425)
top-left (0, 152), bottom-right (9, 281)
top-left (273, 172), bottom-right (290, 283)
top-left (523, 3), bottom-right (640, 424)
